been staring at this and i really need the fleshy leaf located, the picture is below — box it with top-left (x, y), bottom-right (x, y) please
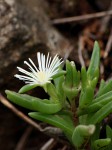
top-left (87, 41), bottom-right (100, 80)
top-left (46, 83), bottom-right (59, 102)
top-left (90, 123), bottom-right (101, 149)
top-left (96, 80), bottom-right (112, 97)
top-left (52, 70), bottom-right (66, 79)
top-left (79, 86), bottom-right (94, 109)
top-left (87, 91), bottom-right (112, 113)
top-left (63, 60), bottom-right (80, 101)
top-left (19, 84), bottom-right (38, 93)
top-left (106, 125), bottom-right (112, 139)
top-left (81, 67), bottom-right (87, 89)
top-left (78, 91), bottom-right (112, 116)
top-left (5, 90), bottom-right (62, 114)
top-left (29, 111), bottom-right (74, 136)
top-left (87, 101), bottom-right (112, 124)
top-left (64, 60), bottom-right (73, 86)
top-left (72, 124), bottom-right (95, 148)
top-left (93, 138), bottom-right (111, 150)
top-left (62, 83), bottom-right (79, 101)
top-left (106, 125), bottom-right (112, 149)
top-left (54, 75), bottom-right (65, 104)
top-left (97, 79), bottom-right (106, 95)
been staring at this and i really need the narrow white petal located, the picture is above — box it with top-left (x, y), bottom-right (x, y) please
top-left (28, 58), bottom-right (39, 72)
top-left (24, 61), bottom-right (36, 73)
top-left (49, 57), bottom-right (59, 70)
top-left (41, 53), bottom-right (45, 71)
top-left (37, 52), bottom-right (42, 71)
top-left (46, 53), bottom-right (49, 69)
top-left (15, 74), bottom-right (36, 82)
top-left (17, 67), bottom-right (38, 81)
top-left (17, 67), bottom-right (33, 77)
top-left (49, 55), bottom-right (60, 71)
top-left (48, 57), bottom-right (63, 74)
top-left (47, 55), bottom-right (52, 68)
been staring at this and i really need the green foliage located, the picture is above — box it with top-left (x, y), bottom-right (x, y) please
top-left (6, 90), bottom-right (62, 114)
top-left (87, 41), bottom-right (100, 80)
top-left (93, 138), bottom-right (111, 150)
top-left (72, 124), bottom-right (95, 148)
top-left (106, 125), bottom-right (112, 149)
top-left (62, 60), bottom-right (80, 102)
top-left (19, 84), bottom-right (38, 93)
top-left (5, 41), bottom-right (112, 149)
top-left (29, 110), bottom-right (74, 136)
top-left (96, 80), bottom-right (112, 97)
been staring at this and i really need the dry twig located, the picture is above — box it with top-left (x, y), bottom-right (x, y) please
top-left (61, 145), bottom-right (68, 150)
top-left (103, 29), bottom-right (112, 58)
top-left (15, 126), bottom-right (33, 150)
top-left (99, 2), bottom-right (112, 33)
top-left (78, 36), bottom-right (85, 67)
top-left (52, 10), bottom-right (112, 24)
top-left (0, 93), bottom-right (63, 135)
top-left (40, 138), bottom-right (56, 150)
top-left (100, 63), bottom-right (104, 75)
top-left (0, 94), bottom-right (70, 148)
top-left (0, 93), bottom-right (42, 130)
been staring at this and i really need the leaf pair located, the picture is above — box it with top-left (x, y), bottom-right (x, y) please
top-left (78, 91), bottom-right (112, 115)
top-left (78, 41), bottom-right (100, 115)
top-left (63, 60), bottom-right (80, 102)
top-left (78, 80), bottom-right (112, 124)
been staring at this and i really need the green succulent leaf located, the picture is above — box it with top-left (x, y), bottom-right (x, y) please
top-left (65, 60), bottom-right (80, 87)
top-left (106, 125), bottom-right (112, 139)
top-left (63, 60), bottom-right (80, 101)
top-left (5, 90), bottom-right (62, 114)
top-left (96, 80), bottom-right (112, 98)
top-left (93, 138), bottom-right (111, 150)
top-left (81, 68), bottom-right (98, 89)
top-left (90, 124), bottom-right (101, 149)
top-left (72, 124), bottom-right (95, 148)
top-left (91, 76), bottom-right (98, 89)
top-left (52, 70), bottom-right (66, 79)
top-left (86, 100), bottom-right (112, 124)
top-left (87, 41), bottom-right (100, 80)
top-left (62, 83), bottom-right (79, 101)
top-left (87, 91), bottom-right (112, 113)
top-left (98, 79), bottom-right (106, 92)
top-left (78, 91), bottom-right (112, 116)
top-left (54, 75), bottom-right (64, 91)
top-left (92, 67), bottom-right (99, 81)
top-left (81, 67), bottom-right (87, 89)
top-left (72, 62), bottom-right (80, 86)
top-left (79, 86), bottom-right (94, 109)
top-left (19, 84), bottom-right (38, 93)
top-left (54, 75), bottom-right (65, 104)
top-left (46, 83), bottom-right (59, 102)
top-left (65, 60), bottom-right (73, 86)
top-left (93, 91), bottom-right (112, 104)
top-left (106, 125), bottom-right (112, 149)
top-left (29, 111), bottom-right (74, 136)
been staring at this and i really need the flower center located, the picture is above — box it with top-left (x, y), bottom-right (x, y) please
top-left (37, 71), bottom-right (47, 83)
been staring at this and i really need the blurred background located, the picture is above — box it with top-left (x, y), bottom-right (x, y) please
top-left (0, 0), bottom-right (112, 149)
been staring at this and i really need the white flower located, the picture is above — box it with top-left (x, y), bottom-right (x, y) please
top-left (14, 52), bottom-right (63, 85)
